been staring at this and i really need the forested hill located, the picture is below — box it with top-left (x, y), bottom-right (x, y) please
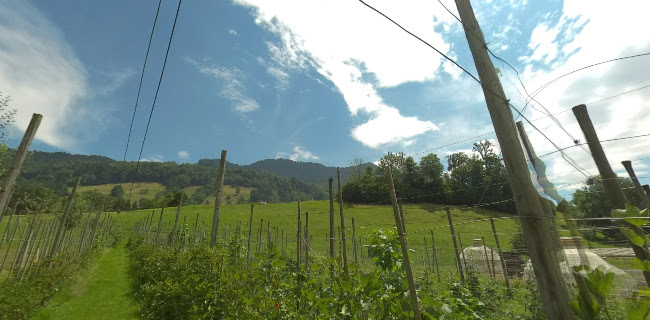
top-left (243, 159), bottom-right (377, 186)
top-left (10, 150), bottom-right (329, 204)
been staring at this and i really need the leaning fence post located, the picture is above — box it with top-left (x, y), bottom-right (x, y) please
top-left (210, 150), bottom-right (227, 248)
top-left (337, 168), bottom-right (349, 276)
top-left (171, 193), bottom-right (184, 245)
top-left (446, 207), bottom-right (464, 282)
top-left (622, 161), bottom-right (650, 208)
top-left (386, 166), bottom-right (421, 320)
top-left (48, 176), bottom-right (82, 262)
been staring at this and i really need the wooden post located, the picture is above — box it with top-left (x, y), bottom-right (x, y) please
top-left (155, 208), bottom-right (164, 244)
top-left (516, 121), bottom-right (563, 252)
top-left (88, 209), bottom-right (103, 250)
top-left (386, 166), bottom-right (421, 320)
top-left (259, 219), bottom-right (264, 252)
top-left (48, 176), bottom-right (82, 261)
top-left (455, 0), bottom-right (573, 317)
top-left (622, 161), bottom-right (650, 207)
top-left (247, 204), bottom-right (254, 260)
top-left (490, 218), bottom-right (509, 289)
top-left (352, 218), bottom-right (358, 264)
top-left (337, 168), bottom-right (349, 276)
top-left (328, 178), bottom-right (335, 274)
top-left (1, 218), bottom-right (20, 272)
top-left (0, 187), bottom-right (14, 226)
top-left (398, 198), bottom-right (406, 234)
top-left (78, 211), bottom-right (93, 254)
top-left (304, 211), bottom-right (309, 265)
top-left (171, 193), bottom-right (184, 245)
top-left (458, 233), bottom-right (468, 272)
top-left (210, 150), bottom-right (227, 248)
top-left (0, 201), bottom-right (18, 250)
top-left (446, 207), bottom-right (464, 282)
top-left (424, 236), bottom-right (430, 273)
top-left (481, 236), bottom-right (493, 279)
top-left (267, 221), bottom-right (271, 250)
top-left (431, 230), bottom-right (441, 282)
top-left (643, 185), bottom-right (650, 199)
top-left (0, 113), bottom-right (42, 221)
top-left (297, 200), bottom-right (301, 268)
top-left (573, 104), bottom-right (650, 286)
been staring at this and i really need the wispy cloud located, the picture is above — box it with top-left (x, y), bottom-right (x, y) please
top-left (186, 58), bottom-right (260, 113)
top-left (178, 150), bottom-right (190, 159)
top-left (228, 28), bottom-right (238, 36)
top-left (277, 145), bottom-right (319, 161)
top-left (0, 0), bottom-right (88, 149)
top-left (141, 154), bottom-right (164, 162)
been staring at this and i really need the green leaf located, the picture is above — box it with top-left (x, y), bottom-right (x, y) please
top-left (632, 259), bottom-right (650, 271)
top-left (585, 268), bottom-right (614, 305)
top-left (612, 204), bottom-right (649, 227)
top-left (620, 227), bottom-right (646, 247)
top-left (628, 300), bottom-right (650, 320)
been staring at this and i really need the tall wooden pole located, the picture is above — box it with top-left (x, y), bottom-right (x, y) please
top-left (48, 176), bottom-right (82, 260)
top-left (573, 104), bottom-right (650, 286)
top-left (622, 161), bottom-right (650, 208)
top-left (171, 193), bottom-right (184, 245)
top-left (0, 113), bottom-right (42, 221)
top-left (328, 178), bottom-right (335, 274)
top-left (337, 167), bottom-right (349, 275)
top-left (247, 204), bottom-right (254, 260)
top-left (446, 207), bottom-right (464, 281)
top-left (516, 121), bottom-right (563, 251)
top-left (455, 1), bottom-right (573, 317)
top-left (386, 167), bottom-right (421, 320)
top-left (210, 150), bottom-right (227, 248)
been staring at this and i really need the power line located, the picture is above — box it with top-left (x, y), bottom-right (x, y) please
top-left (129, 0), bottom-right (184, 201)
top-left (123, 0), bottom-right (163, 162)
top-left (538, 133), bottom-right (650, 158)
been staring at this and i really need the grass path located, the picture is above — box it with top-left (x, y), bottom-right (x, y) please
top-left (32, 243), bottom-right (139, 320)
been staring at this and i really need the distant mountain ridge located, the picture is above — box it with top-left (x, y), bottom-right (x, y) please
top-left (243, 158), bottom-right (377, 186)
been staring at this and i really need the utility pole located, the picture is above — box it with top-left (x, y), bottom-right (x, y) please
top-left (454, 1), bottom-right (573, 318)
top-left (210, 150), bottom-right (227, 248)
top-left (572, 104), bottom-right (650, 286)
top-left (0, 114), bottom-right (42, 221)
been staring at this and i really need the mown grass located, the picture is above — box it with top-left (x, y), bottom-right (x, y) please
top-left (31, 243), bottom-right (139, 320)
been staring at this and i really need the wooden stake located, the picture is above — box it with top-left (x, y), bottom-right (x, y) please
top-left (446, 207), bottom-right (464, 282)
top-left (171, 193), bottom-right (184, 245)
top-left (490, 218), bottom-right (509, 289)
top-left (386, 166), bottom-right (421, 320)
top-left (431, 230), bottom-right (441, 282)
top-left (297, 201), bottom-right (301, 268)
top-left (337, 168), bottom-right (349, 276)
top-left (573, 104), bottom-right (650, 286)
top-left (155, 207), bottom-right (164, 244)
top-left (0, 113), bottom-right (42, 221)
top-left (352, 218), bottom-right (358, 264)
top-left (328, 177), bottom-right (335, 275)
top-left (304, 212), bottom-right (309, 265)
top-left (622, 161), bottom-right (650, 207)
top-left (48, 176), bottom-right (82, 261)
top-left (210, 150), bottom-right (227, 248)
top-left (247, 204), bottom-right (254, 260)
top-left (455, 0), bottom-right (573, 316)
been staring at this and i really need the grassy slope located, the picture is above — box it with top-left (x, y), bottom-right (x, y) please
top-left (32, 243), bottom-right (139, 320)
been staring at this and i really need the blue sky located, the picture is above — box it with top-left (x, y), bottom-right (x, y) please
top-left (2, 0), bottom-right (650, 198)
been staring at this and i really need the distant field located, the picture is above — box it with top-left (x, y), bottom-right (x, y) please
top-left (107, 200), bottom-right (522, 275)
top-left (69, 183), bottom-right (252, 204)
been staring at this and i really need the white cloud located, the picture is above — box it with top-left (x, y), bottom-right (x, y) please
top-left (509, 0), bottom-right (650, 195)
top-left (276, 146), bottom-right (319, 161)
top-left (233, 0), bottom-right (450, 148)
top-left (187, 58), bottom-right (260, 113)
top-left (178, 150), bottom-right (190, 159)
top-left (0, 0), bottom-right (88, 149)
top-left (141, 154), bottom-right (164, 162)
top-left (228, 28), bottom-right (238, 36)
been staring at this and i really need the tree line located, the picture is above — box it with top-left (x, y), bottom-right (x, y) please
top-left (342, 141), bottom-right (516, 213)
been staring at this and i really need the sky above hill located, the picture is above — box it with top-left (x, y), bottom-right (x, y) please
top-left (1, 0), bottom-right (650, 198)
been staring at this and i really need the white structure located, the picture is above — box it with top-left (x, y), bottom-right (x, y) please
top-left (523, 237), bottom-right (636, 296)
top-left (461, 239), bottom-right (503, 276)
